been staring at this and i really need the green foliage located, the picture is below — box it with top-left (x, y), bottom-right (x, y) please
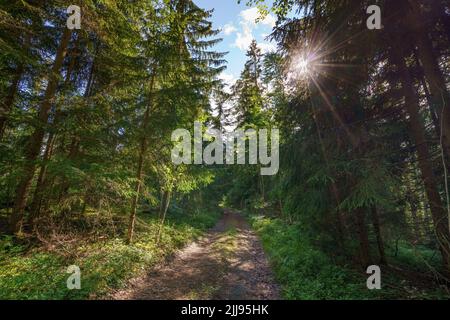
top-left (250, 215), bottom-right (448, 300)
top-left (386, 241), bottom-right (441, 273)
top-left (250, 215), bottom-right (379, 299)
top-left (1, 0), bottom-right (449, 300)
top-left (0, 209), bottom-right (220, 300)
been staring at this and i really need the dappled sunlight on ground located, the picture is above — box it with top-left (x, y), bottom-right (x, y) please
top-left (109, 211), bottom-right (279, 300)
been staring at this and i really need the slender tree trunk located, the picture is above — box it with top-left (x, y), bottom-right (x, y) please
top-left (259, 174), bottom-right (265, 202)
top-left (28, 133), bottom-right (57, 229)
top-left (126, 112), bottom-right (149, 244)
top-left (81, 189), bottom-right (89, 215)
top-left (158, 190), bottom-right (164, 219)
top-left (413, 49), bottom-right (441, 135)
top-left (278, 198), bottom-right (283, 217)
top-left (355, 207), bottom-right (372, 268)
top-left (126, 71), bottom-right (156, 244)
top-left (57, 136), bottom-right (80, 205)
top-left (156, 190), bottom-right (171, 244)
top-left (28, 44), bottom-right (79, 229)
top-left (371, 206), bottom-right (387, 265)
top-left (423, 206), bottom-right (434, 243)
top-left (9, 28), bottom-right (72, 234)
top-left (394, 49), bottom-right (450, 270)
top-left (406, 176), bottom-right (421, 243)
top-left (408, 3), bottom-right (450, 166)
top-left (158, 191), bottom-right (164, 219)
top-left (58, 41), bottom-right (96, 205)
top-left (0, 32), bottom-right (31, 140)
top-left (410, 197), bottom-right (421, 243)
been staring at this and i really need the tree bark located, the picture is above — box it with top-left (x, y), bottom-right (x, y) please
top-left (9, 28), bottom-right (72, 234)
top-left (126, 70), bottom-right (156, 244)
top-left (28, 133), bottom-right (57, 228)
top-left (0, 31), bottom-right (31, 141)
top-left (57, 40), bottom-right (96, 206)
top-left (406, 175), bottom-right (422, 243)
top-left (156, 190), bottom-right (171, 245)
top-left (371, 206), bottom-right (387, 265)
top-left (259, 174), bottom-right (265, 201)
top-left (28, 43), bottom-right (79, 229)
top-left (57, 136), bottom-right (80, 204)
top-left (0, 63), bottom-right (24, 140)
top-left (413, 49), bottom-right (441, 136)
top-left (355, 207), bottom-right (372, 268)
top-left (408, 2), bottom-right (450, 167)
top-left (393, 49), bottom-right (450, 270)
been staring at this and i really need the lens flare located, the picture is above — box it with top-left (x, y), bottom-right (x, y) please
top-left (284, 54), bottom-right (313, 93)
top-left (295, 57), bottom-right (309, 75)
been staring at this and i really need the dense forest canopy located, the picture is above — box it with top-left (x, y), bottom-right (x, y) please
top-left (0, 0), bottom-right (449, 299)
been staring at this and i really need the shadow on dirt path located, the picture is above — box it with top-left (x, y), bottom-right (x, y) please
top-left (110, 210), bottom-right (280, 300)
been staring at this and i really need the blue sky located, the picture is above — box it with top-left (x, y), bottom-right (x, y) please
top-left (195, 0), bottom-right (277, 88)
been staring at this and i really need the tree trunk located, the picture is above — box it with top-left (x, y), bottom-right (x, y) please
top-left (126, 112), bottom-right (149, 244)
top-left (355, 208), bottom-right (372, 268)
top-left (413, 49), bottom-right (441, 136)
top-left (126, 70), bottom-right (156, 244)
top-left (58, 40), bottom-right (96, 206)
top-left (156, 190), bottom-right (171, 244)
top-left (57, 136), bottom-right (80, 204)
top-left (371, 206), bottom-right (387, 265)
top-left (394, 49), bottom-right (450, 270)
top-left (0, 63), bottom-right (24, 140)
top-left (408, 3), bottom-right (450, 167)
top-left (9, 28), bottom-right (72, 234)
top-left (406, 176), bottom-right (422, 243)
top-left (28, 133), bottom-right (57, 229)
top-left (28, 44), bottom-right (79, 229)
top-left (259, 174), bottom-right (265, 202)
top-left (0, 32), bottom-right (31, 141)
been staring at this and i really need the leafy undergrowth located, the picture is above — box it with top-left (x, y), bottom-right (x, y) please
top-left (0, 210), bottom-right (220, 300)
top-left (249, 215), bottom-right (448, 300)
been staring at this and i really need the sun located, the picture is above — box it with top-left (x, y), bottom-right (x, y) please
top-left (296, 57), bottom-right (309, 75)
top-left (284, 54), bottom-right (312, 92)
top-left (289, 55), bottom-right (312, 80)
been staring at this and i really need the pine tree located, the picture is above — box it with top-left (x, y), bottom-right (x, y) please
top-left (233, 40), bottom-right (266, 128)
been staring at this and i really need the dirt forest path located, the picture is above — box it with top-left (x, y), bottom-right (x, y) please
top-left (110, 210), bottom-right (280, 300)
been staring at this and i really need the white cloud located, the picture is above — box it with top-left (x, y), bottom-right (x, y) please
top-left (232, 7), bottom-right (276, 51)
top-left (240, 7), bottom-right (260, 24)
top-left (258, 42), bottom-right (277, 53)
top-left (222, 23), bottom-right (237, 35)
top-left (262, 14), bottom-right (276, 28)
top-left (234, 24), bottom-right (253, 51)
top-left (240, 7), bottom-right (276, 28)
top-left (219, 72), bottom-right (237, 89)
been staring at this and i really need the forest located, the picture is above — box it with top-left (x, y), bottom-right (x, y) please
top-left (0, 0), bottom-right (449, 300)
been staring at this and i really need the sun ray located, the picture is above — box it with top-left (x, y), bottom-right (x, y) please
top-left (309, 75), bottom-right (358, 147)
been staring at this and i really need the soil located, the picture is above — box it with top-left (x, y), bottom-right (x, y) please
top-left (109, 210), bottom-right (280, 300)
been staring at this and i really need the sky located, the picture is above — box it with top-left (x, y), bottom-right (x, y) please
top-left (194, 0), bottom-right (277, 89)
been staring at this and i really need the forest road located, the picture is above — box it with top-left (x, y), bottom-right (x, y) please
top-left (109, 210), bottom-right (280, 300)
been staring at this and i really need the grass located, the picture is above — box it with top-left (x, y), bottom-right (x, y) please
top-left (248, 214), bottom-right (449, 300)
top-left (0, 209), bottom-right (220, 300)
top-left (385, 241), bottom-right (441, 272)
top-left (185, 284), bottom-right (221, 300)
top-left (211, 227), bottom-right (238, 260)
